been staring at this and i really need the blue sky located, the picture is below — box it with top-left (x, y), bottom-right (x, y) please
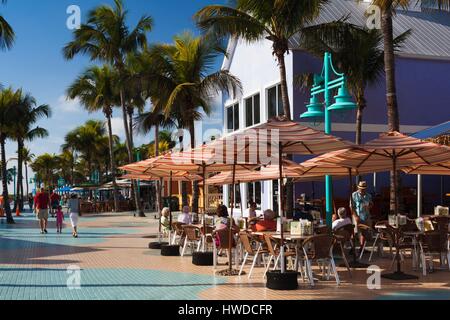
top-left (0, 0), bottom-right (226, 190)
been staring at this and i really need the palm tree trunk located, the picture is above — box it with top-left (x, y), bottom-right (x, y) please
top-left (275, 50), bottom-right (294, 217)
top-left (189, 123), bottom-right (199, 213)
top-left (382, 4), bottom-right (401, 215)
top-left (16, 140), bottom-right (24, 211)
top-left (105, 109), bottom-right (119, 213)
top-left (1, 135), bottom-right (13, 224)
top-left (128, 107), bottom-right (134, 148)
top-left (120, 89), bottom-right (144, 217)
top-left (25, 160), bottom-right (29, 198)
top-left (154, 126), bottom-right (162, 213)
top-left (178, 133), bottom-right (188, 207)
top-left (355, 92), bottom-right (366, 183)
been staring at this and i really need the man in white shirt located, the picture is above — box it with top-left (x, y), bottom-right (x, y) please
top-left (332, 207), bottom-right (352, 231)
top-left (177, 206), bottom-right (192, 225)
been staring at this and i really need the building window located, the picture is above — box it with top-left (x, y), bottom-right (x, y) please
top-left (226, 103), bottom-right (240, 132)
top-left (228, 184), bottom-right (241, 209)
top-left (267, 84), bottom-right (284, 119)
top-left (245, 94), bottom-right (261, 127)
top-left (247, 182), bottom-right (261, 209)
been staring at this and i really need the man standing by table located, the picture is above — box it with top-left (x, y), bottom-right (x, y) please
top-left (351, 181), bottom-right (373, 254)
top-left (35, 188), bottom-right (50, 234)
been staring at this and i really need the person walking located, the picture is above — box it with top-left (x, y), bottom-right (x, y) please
top-left (68, 194), bottom-right (81, 238)
top-left (35, 188), bottom-right (50, 234)
top-left (50, 190), bottom-right (60, 218)
top-left (55, 205), bottom-right (64, 234)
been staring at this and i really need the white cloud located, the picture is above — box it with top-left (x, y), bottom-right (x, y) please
top-left (56, 95), bottom-right (82, 113)
top-left (111, 117), bottom-right (126, 140)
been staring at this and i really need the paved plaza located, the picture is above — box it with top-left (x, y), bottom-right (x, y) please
top-left (1, 211), bottom-right (450, 300)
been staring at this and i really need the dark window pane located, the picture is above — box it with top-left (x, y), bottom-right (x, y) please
top-left (233, 104), bottom-right (239, 131)
top-left (247, 183), bottom-right (254, 203)
top-left (255, 182), bottom-right (261, 206)
top-left (245, 98), bottom-right (253, 127)
top-left (272, 180), bottom-right (279, 214)
top-left (268, 87), bottom-right (277, 119)
top-left (227, 107), bottom-right (233, 131)
top-left (278, 85), bottom-right (285, 116)
top-left (254, 94), bottom-right (260, 124)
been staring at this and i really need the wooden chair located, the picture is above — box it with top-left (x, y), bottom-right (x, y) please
top-left (370, 220), bottom-right (393, 262)
top-left (333, 224), bottom-right (353, 277)
top-left (171, 222), bottom-right (186, 245)
top-left (357, 224), bottom-right (376, 260)
top-left (301, 234), bottom-right (340, 286)
top-left (181, 225), bottom-right (201, 256)
top-left (213, 228), bottom-right (239, 269)
top-left (262, 234), bottom-right (298, 278)
top-left (238, 232), bottom-right (268, 278)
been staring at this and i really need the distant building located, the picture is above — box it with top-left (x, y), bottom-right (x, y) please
top-left (220, 0), bottom-right (450, 216)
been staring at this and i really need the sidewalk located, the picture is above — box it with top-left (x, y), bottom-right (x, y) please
top-left (0, 212), bottom-right (449, 300)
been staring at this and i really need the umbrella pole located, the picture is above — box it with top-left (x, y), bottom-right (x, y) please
top-left (229, 163), bottom-right (236, 272)
top-left (279, 143), bottom-right (286, 273)
top-left (202, 164), bottom-right (207, 252)
top-left (168, 171), bottom-right (173, 240)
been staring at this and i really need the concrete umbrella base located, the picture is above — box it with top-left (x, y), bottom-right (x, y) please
top-left (148, 242), bottom-right (168, 250)
top-left (266, 271), bottom-right (298, 290)
top-left (192, 252), bottom-right (214, 266)
top-left (161, 244), bottom-right (180, 256)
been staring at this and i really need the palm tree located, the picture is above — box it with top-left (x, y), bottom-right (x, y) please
top-left (369, 0), bottom-right (449, 214)
top-left (63, 0), bottom-right (152, 217)
top-left (11, 90), bottom-right (50, 211)
top-left (0, 0), bottom-right (14, 51)
top-left (196, 0), bottom-right (331, 214)
top-left (137, 32), bottom-right (241, 212)
top-left (21, 147), bottom-right (35, 199)
top-left (67, 65), bottom-right (120, 212)
top-left (30, 154), bottom-right (58, 188)
top-left (0, 87), bottom-right (20, 223)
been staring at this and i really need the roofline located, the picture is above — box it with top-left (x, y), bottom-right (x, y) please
top-left (290, 47), bottom-right (450, 62)
top-left (221, 37), bottom-right (238, 71)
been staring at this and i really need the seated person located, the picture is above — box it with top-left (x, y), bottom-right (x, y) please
top-left (293, 204), bottom-right (314, 222)
top-left (253, 209), bottom-right (277, 232)
top-left (214, 205), bottom-right (240, 233)
top-left (332, 207), bottom-right (352, 231)
top-left (160, 207), bottom-right (171, 234)
top-left (177, 206), bottom-right (192, 225)
top-left (247, 202), bottom-right (259, 226)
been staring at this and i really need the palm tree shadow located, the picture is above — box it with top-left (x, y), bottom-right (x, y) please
top-left (0, 237), bottom-right (102, 265)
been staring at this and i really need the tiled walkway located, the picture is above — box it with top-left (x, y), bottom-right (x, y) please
top-left (1, 212), bottom-right (449, 300)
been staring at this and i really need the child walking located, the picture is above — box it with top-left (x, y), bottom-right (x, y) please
top-left (56, 205), bottom-right (64, 233)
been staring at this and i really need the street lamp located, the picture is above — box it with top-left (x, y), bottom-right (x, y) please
top-left (300, 52), bottom-right (357, 227)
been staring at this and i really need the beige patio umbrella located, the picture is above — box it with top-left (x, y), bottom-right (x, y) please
top-left (401, 161), bottom-right (450, 175)
top-left (302, 131), bottom-right (450, 215)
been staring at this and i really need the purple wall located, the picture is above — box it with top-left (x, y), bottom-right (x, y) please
top-left (291, 50), bottom-right (450, 213)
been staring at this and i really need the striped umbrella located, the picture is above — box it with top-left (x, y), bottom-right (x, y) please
top-left (402, 161), bottom-right (450, 175)
top-left (301, 131), bottom-right (450, 215)
top-left (122, 172), bottom-right (203, 182)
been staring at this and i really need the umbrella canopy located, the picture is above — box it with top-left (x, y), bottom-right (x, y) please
top-left (205, 159), bottom-right (324, 185)
top-left (302, 131), bottom-right (450, 214)
top-left (225, 117), bottom-right (354, 159)
top-left (122, 172), bottom-right (202, 182)
top-left (402, 161), bottom-right (450, 175)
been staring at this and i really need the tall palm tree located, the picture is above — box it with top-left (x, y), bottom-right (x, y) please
top-left (0, 87), bottom-right (20, 223)
top-left (11, 90), bottom-right (50, 211)
top-left (30, 154), bottom-right (58, 188)
top-left (63, 0), bottom-right (152, 217)
top-left (0, 0), bottom-right (14, 51)
top-left (196, 0), bottom-right (331, 214)
top-left (370, 0), bottom-right (449, 214)
top-left (67, 65), bottom-right (120, 212)
top-left (139, 32), bottom-right (241, 212)
top-left (21, 147), bottom-right (34, 199)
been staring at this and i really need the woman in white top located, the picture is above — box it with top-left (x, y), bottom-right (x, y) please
top-left (177, 206), bottom-right (192, 225)
top-left (68, 194), bottom-right (81, 238)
